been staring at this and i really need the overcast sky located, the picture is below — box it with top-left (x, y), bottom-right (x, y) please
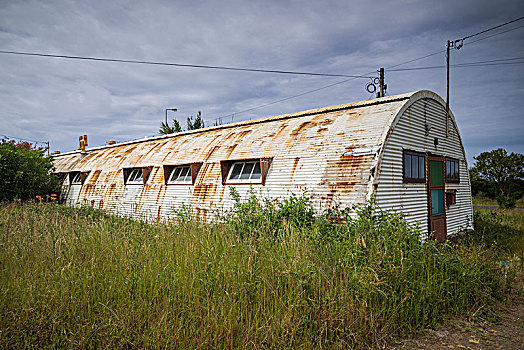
top-left (0, 0), bottom-right (523, 164)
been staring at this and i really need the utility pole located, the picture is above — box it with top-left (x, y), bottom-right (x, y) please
top-left (446, 40), bottom-right (450, 137)
top-left (378, 68), bottom-right (385, 98)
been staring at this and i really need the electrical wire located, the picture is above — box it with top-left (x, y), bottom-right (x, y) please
top-left (0, 49), bottom-right (373, 79)
top-left (204, 71), bottom-right (376, 124)
top-left (455, 16), bottom-right (524, 42)
top-left (462, 23), bottom-right (524, 46)
top-left (0, 134), bottom-right (49, 144)
top-left (388, 56), bottom-right (524, 72)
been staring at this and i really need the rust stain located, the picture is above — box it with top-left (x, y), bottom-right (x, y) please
top-left (235, 130), bottom-right (252, 140)
top-left (195, 207), bottom-right (208, 221)
top-left (88, 170), bottom-right (102, 184)
top-left (122, 145), bottom-right (138, 156)
top-left (107, 183), bottom-right (116, 196)
top-left (83, 183), bottom-right (96, 196)
top-left (274, 123), bottom-right (288, 138)
top-left (291, 157), bottom-right (300, 178)
top-left (192, 183), bottom-right (217, 203)
top-left (319, 155), bottom-right (370, 188)
top-left (204, 145), bottom-right (220, 161)
top-left (225, 144), bottom-right (238, 158)
top-left (291, 121), bottom-right (312, 137)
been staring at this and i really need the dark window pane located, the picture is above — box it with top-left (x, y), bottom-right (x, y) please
top-left (419, 156), bottom-right (425, 179)
top-left (412, 156), bottom-right (419, 179)
top-left (446, 160), bottom-right (450, 177)
top-left (431, 189), bottom-right (445, 215)
top-left (230, 163), bottom-right (243, 180)
top-left (240, 162), bottom-right (254, 179)
top-left (430, 161), bottom-right (444, 187)
top-left (180, 167), bottom-right (190, 181)
top-left (251, 162), bottom-right (261, 179)
top-left (404, 154), bottom-right (411, 178)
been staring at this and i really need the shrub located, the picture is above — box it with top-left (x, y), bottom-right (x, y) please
top-left (0, 138), bottom-right (60, 201)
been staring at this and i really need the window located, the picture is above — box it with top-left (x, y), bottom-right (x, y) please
top-left (229, 161), bottom-right (261, 182)
top-left (163, 163), bottom-right (202, 185)
top-left (123, 167), bottom-right (152, 185)
top-left (127, 169), bottom-right (143, 184)
top-left (220, 158), bottom-right (272, 185)
top-left (445, 158), bottom-right (460, 183)
top-left (69, 171), bottom-right (89, 185)
top-left (403, 150), bottom-right (426, 183)
top-left (71, 172), bottom-right (82, 184)
top-left (169, 166), bottom-right (191, 183)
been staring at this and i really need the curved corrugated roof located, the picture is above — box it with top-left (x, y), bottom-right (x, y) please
top-left (54, 90), bottom-right (456, 218)
top-left (54, 91), bottom-right (416, 171)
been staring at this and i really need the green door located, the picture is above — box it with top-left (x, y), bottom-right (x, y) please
top-left (429, 157), bottom-right (446, 242)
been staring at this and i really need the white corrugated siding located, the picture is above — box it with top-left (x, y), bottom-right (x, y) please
top-left (374, 94), bottom-right (473, 237)
top-left (53, 90), bottom-right (473, 232)
top-left (54, 94), bottom-right (410, 221)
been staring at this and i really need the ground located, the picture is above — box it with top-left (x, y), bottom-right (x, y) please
top-left (392, 276), bottom-right (524, 350)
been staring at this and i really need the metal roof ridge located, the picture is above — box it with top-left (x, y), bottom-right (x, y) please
top-left (54, 91), bottom-right (416, 157)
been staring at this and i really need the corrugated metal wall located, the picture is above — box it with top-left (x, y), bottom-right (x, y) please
top-left (54, 95), bottom-right (410, 221)
top-left (54, 90), bottom-right (473, 237)
top-left (374, 94), bottom-right (473, 237)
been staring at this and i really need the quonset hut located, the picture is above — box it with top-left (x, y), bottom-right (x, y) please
top-left (53, 90), bottom-right (473, 241)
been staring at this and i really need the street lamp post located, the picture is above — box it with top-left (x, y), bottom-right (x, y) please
top-left (165, 108), bottom-right (178, 125)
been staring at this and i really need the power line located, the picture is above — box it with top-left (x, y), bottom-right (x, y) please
top-left (205, 71), bottom-right (376, 124)
top-left (388, 56), bottom-right (524, 72)
top-left (386, 50), bottom-right (444, 70)
top-left (462, 23), bottom-right (524, 46)
top-left (388, 18), bottom-right (524, 70)
top-left (455, 16), bottom-right (524, 42)
top-left (0, 49), bottom-right (373, 79)
top-left (0, 134), bottom-right (49, 144)
top-left (208, 18), bottom-right (524, 124)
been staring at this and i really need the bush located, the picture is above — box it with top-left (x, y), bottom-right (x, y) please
top-left (0, 139), bottom-right (60, 202)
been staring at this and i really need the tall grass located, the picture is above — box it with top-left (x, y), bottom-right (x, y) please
top-left (0, 197), bottom-right (514, 349)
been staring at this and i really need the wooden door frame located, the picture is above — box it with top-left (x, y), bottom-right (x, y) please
top-left (427, 155), bottom-right (447, 241)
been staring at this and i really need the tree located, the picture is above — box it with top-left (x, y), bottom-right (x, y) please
top-left (187, 111), bottom-right (204, 130)
top-left (470, 148), bottom-right (524, 208)
top-left (159, 111), bottom-right (205, 134)
top-left (159, 119), bottom-right (183, 135)
top-left (0, 139), bottom-right (60, 201)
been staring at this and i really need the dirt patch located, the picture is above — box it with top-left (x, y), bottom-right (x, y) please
top-left (390, 277), bottom-right (524, 350)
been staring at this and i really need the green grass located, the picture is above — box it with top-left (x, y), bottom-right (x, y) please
top-left (0, 200), bottom-right (517, 349)
top-left (472, 195), bottom-right (524, 207)
top-left (465, 208), bottom-right (524, 262)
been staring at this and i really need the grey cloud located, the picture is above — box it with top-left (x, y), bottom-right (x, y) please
top-left (0, 0), bottom-right (523, 162)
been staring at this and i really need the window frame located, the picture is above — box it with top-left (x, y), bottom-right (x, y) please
top-left (403, 150), bottom-right (426, 183)
top-left (123, 167), bottom-right (153, 185)
top-left (220, 158), bottom-right (272, 185)
top-left (163, 162), bottom-right (202, 185)
top-left (69, 171), bottom-right (89, 185)
top-left (445, 157), bottom-right (460, 183)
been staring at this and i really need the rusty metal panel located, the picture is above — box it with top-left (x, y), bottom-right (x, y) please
top-left (52, 91), bottom-right (473, 227)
